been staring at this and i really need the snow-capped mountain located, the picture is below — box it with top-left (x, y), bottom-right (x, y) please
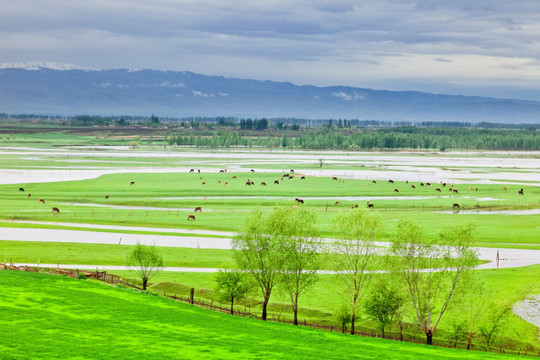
top-left (1, 63), bottom-right (539, 122)
top-left (0, 61), bottom-right (96, 71)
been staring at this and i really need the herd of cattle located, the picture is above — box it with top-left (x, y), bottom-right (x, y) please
top-left (16, 169), bottom-right (525, 219)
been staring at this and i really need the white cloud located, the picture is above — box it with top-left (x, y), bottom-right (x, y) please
top-left (331, 92), bottom-right (364, 100)
top-left (192, 90), bottom-right (215, 97)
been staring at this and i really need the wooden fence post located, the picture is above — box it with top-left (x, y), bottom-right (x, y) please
top-left (189, 288), bottom-right (194, 304)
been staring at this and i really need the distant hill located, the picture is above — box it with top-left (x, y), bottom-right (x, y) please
top-left (1, 62), bottom-right (540, 123)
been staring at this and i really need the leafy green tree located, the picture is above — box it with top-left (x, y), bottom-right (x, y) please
top-left (276, 207), bottom-right (323, 325)
top-left (232, 209), bottom-right (287, 321)
top-left (215, 268), bottom-right (252, 315)
top-left (126, 242), bottom-right (164, 290)
top-left (334, 303), bottom-right (353, 333)
top-left (389, 221), bottom-right (478, 345)
top-left (331, 207), bottom-right (381, 335)
top-left (364, 280), bottom-right (403, 338)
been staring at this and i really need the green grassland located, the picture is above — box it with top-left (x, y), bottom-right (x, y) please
top-left (0, 270), bottom-right (528, 359)
top-left (1, 171), bottom-right (538, 244)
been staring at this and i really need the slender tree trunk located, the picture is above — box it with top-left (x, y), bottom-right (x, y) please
top-left (350, 308), bottom-right (356, 335)
top-left (382, 327), bottom-right (385, 339)
top-left (262, 296), bottom-right (269, 321)
top-left (142, 278), bottom-right (147, 290)
top-left (230, 295), bottom-right (234, 315)
top-left (426, 330), bottom-right (433, 345)
top-left (293, 307), bottom-right (298, 325)
top-left (467, 336), bottom-right (472, 350)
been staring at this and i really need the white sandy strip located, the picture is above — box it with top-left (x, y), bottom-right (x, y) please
top-left (0, 220), bottom-right (234, 237)
top-left (2, 227), bottom-right (540, 270)
top-left (0, 227), bottom-right (231, 249)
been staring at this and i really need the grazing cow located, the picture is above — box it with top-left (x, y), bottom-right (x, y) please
top-left (250, 181), bottom-right (254, 185)
top-left (367, 203), bottom-right (374, 208)
top-left (453, 203), bottom-right (460, 213)
top-left (190, 169), bottom-right (194, 173)
top-left (250, 169), bottom-right (255, 173)
top-left (274, 180), bottom-right (279, 185)
top-left (219, 170), bottom-right (225, 173)
top-left (372, 180), bottom-right (376, 184)
top-left (290, 169), bottom-right (294, 173)
top-left (261, 182), bottom-right (267, 186)
top-left (301, 176), bottom-right (306, 180)
top-left (283, 174), bottom-right (290, 178)
top-left (39, 198), bottom-right (45, 204)
top-left (295, 198), bottom-right (304, 204)
top-left (187, 214), bottom-right (196, 221)
top-left (198, 169), bottom-right (200, 173)
top-left (449, 188), bottom-right (454, 192)
top-left (335, 201), bottom-right (340, 206)
top-left (388, 180), bottom-right (394, 183)
top-left (411, 184), bottom-right (416, 189)
top-left (503, 187), bottom-right (507, 191)
top-left (453, 203), bottom-right (460, 208)
top-left (351, 204), bottom-right (359, 208)
top-left (224, 182), bottom-right (229, 185)
top-left (232, 176), bottom-right (237, 179)
top-left (435, 188), bottom-right (441, 192)
top-left (217, 180), bottom-right (221, 184)
top-left (453, 189), bottom-right (459, 193)
top-left (469, 187), bottom-right (474, 191)
top-left (202, 182), bottom-right (206, 185)
top-left (130, 181), bottom-right (135, 186)
top-left (28, 194), bottom-right (31, 198)
top-left (420, 183), bottom-right (425, 186)
top-left (442, 183), bottom-right (446, 187)
top-left (332, 177), bottom-right (338, 180)
top-left (19, 188), bottom-right (24, 192)
top-left (51, 207), bottom-right (60, 213)
top-left (518, 188), bottom-right (524, 195)
top-left (394, 188), bottom-right (399, 193)
top-left (245, 180), bottom-right (252, 186)
top-left (475, 188), bottom-right (478, 191)
top-left (194, 207), bottom-right (202, 212)
top-left (105, 195), bottom-right (109, 199)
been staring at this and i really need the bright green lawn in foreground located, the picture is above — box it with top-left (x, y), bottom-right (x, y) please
top-left (0, 271), bottom-right (525, 360)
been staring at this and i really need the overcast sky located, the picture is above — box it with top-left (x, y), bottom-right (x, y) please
top-left (2, 0), bottom-right (540, 100)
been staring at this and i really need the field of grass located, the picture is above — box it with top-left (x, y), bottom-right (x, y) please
top-left (1, 131), bottom-right (539, 357)
top-left (0, 270), bottom-right (528, 359)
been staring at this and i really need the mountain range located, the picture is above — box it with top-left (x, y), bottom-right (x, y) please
top-left (1, 62), bottom-right (539, 123)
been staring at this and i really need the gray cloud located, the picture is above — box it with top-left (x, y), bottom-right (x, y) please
top-left (1, 0), bottom-right (540, 99)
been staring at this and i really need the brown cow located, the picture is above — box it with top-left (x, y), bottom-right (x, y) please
top-left (28, 194), bottom-right (31, 198)
top-left (187, 214), bottom-right (196, 221)
top-left (335, 201), bottom-right (340, 206)
top-left (274, 180), bottom-right (279, 185)
top-left (332, 177), bottom-right (338, 180)
top-left (411, 184), bottom-right (416, 189)
top-left (130, 181), bottom-right (135, 186)
top-left (420, 183), bottom-right (425, 186)
top-left (232, 176), bottom-right (237, 179)
top-left (52, 207), bottom-right (60, 213)
top-left (261, 182), bottom-right (267, 186)
top-left (435, 188), bottom-right (441, 192)
top-left (503, 187), bottom-right (507, 191)
top-left (295, 198), bottom-right (304, 204)
top-left (351, 204), bottom-right (359, 208)
top-left (224, 182), bottom-right (229, 185)
top-left (202, 182), bottom-right (206, 185)
top-left (453, 189), bottom-right (459, 193)
top-left (105, 195), bottom-right (109, 199)
top-left (39, 198), bottom-right (45, 204)
top-left (217, 180), bottom-right (221, 184)
top-left (469, 187), bottom-right (474, 191)
top-left (194, 207), bottom-right (202, 212)
top-left (426, 182), bottom-right (431, 186)
top-left (245, 180), bottom-right (252, 186)
top-left (442, 183), bottom-right (447, 187)
top-left (394, 189), bottom-right (399, 193)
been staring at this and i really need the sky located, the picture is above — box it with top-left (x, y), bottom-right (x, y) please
top-left (2, 0), bottom-right (540, 100)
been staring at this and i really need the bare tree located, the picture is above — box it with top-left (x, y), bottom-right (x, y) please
top-left (331, 207), bottom-right (381, 335)
top-left (126, 242), bottom-right (163, 290)
top-left (389, 220), bottom-right (478, 345)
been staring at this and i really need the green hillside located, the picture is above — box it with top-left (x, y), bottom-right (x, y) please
top-left (0, 271), bottom-right (523, 359)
